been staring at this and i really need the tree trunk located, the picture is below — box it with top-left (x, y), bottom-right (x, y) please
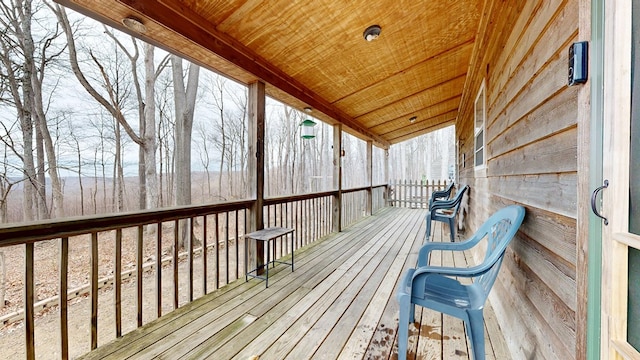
top-left (144, 43), bottom-right (159, 210)
top-left (34, 120), bottom-right (47, 219)
top-left (32, 73), bottom-right (64, 218)
top-left (114, 122), bottom-right (124, 211)
top-left (0, 251), bottom-right (5, 309)
top-left (172, 55), bottom-right (200, 248)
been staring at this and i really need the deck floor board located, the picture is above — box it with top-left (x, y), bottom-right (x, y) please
top-left (79, 207), bottom-right (509, 360)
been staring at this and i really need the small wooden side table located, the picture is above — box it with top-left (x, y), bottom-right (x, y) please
top-left (244, 227), bottom-right (295, 288)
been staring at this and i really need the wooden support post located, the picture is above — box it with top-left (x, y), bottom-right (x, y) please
top-left (248, 81), bottom-right (266, 274)
top-left (333, 124), bottom-right (342, 233)
top-left (384, 148), bottom-right (390, 207)
top-left (59, 238), bottom-right (69, 359)
top-left (92, 232), bottom-right (99, 349)
top-left (366, 140), bottom-right (373, 215)
top-left (25, 243), bottom-right (34, 360)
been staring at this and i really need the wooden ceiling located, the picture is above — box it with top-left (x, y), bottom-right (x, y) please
top-left (57, 0), bottom-right (483, 148)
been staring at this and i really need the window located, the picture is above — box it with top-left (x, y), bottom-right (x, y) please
top-left (474, 81), bottom-right (486, 169)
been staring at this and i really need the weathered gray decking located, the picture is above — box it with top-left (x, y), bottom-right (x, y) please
top-left (80, 207), bottom-right (509, 360)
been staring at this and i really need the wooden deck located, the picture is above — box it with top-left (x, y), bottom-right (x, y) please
top-left (79, 207), bottom-right (509, 360)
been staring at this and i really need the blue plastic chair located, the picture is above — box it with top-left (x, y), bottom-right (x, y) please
top-left (397, 205), bottom-right (525, 360)
top-left (425, 185), bottom-right (469, 242)
top-left (428, 181), bottom-right (455, 209)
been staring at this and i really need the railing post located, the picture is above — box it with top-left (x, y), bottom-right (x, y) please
top-left (333, 124), bottom-right (342, 232)
top-left (366, 140), bottom-right (373, 215)
top-left (60, 237), bottom-right (69, 359)
top-left (248, 81), bottom-right (266, 273)
top-left (420, 179), bottom-right (427, 209)
top-left (384, 149), bottom-right (390, 207)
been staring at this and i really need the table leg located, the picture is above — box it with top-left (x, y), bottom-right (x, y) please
top-left (291, 233), bottom-right (294, 272)
top-left (266, 240), bottom-right (270, 288)
top-left (245, 237), bottom-right (248, 282)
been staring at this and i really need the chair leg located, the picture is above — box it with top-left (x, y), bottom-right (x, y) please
top-left (410, 304), bottom-right (416, 323)
top-left (397, 296), bottom-right (411, 360)
top-left (466, 310), bottom-right (485, 360)
top-left (425, 213), bottom-right (432, 241)
top-left (448, 217), bottom-right (456, 242)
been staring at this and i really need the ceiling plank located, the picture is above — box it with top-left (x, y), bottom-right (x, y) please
top-left (371, 96), bottom-right (461, 133)
top-left (357, 74), bottom-right (467, 127)
top-left (333, 40), bottom-right (474, 118)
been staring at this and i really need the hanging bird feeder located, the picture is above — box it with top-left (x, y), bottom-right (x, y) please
top-left (300, 119), bottom-right (317, 139)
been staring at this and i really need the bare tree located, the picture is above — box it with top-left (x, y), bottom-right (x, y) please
top-left (55, 6), bottom-right (170, 214)
top-left (208, 75), bottom-right (227, 200)
top-left (0, 0), bottom-right (66, 220)
top-left (195, 121), bottom-right (213, 199)
top-left (156, 71), bottom-right (175, 207)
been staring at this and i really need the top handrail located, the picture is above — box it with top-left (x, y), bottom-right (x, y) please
top-left (0, 200), bottom-right (254, 246)
top-left (0, 185), bottom-right (389, 247)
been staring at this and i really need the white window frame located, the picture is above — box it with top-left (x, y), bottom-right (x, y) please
top-left (474, 80), bottom-right (486, 170)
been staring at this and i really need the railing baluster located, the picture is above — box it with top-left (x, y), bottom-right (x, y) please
top-left (91, 232), bottom-right (99, 349)
top-left (243, 209), bottom-right (247, 278)
top-left (173, 220), bottom-right (179, 309)
top-left (25, 242), bottom-right (35, 360)
top-left (284, 202), bottom-right (289, 254)
top-left (306, 199), bottom-right (310, 245)
top-left (225, 212), bottom-right (229, 284)
top-left (115, 229), bottom-right (122, 337)
top-left (136, 226), bottom-right (143, 327)
top-left (266, 204), bottom-right (271, 227)
top-left (156, 223), bottom-right (162, 317)
top-left (203, 216), bottom-right (208, 295)
top-left (295, 200), bottom-right (300, 249)
top-left (273, 204), bottom-right (286, 259)
top-left (60, 237), bottom-right (69, 360)
top-left (235, 210), bottom-right (239, 280)
top-left (421, 179), bottom-right (425, 208)
top-left (215, 213), bottom-right (220, 290)
top-left (326, 196), bottom-right (329, 237)
top-left (188, 218), bottom-right (194, 302)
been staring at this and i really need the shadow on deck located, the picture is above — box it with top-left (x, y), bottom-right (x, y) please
top-left (80, 207), bottom-right (509, 360)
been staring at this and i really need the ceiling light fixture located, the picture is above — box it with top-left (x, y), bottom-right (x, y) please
top-left (122, 16), bottom-right (147, 34)
top-left (363, 25), bottom-right (381, 42)
top-left (304, 107), bottom-right (312, 113)
top-left (409, 116), bottom-right (417, 123)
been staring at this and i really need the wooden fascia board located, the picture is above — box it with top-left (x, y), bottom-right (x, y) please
top-left (456, 0), bottom-right (496, 134)
top-left (117, 0), bottom-right (390, 148)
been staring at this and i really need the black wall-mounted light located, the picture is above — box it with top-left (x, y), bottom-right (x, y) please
top-left (363, 25), bottom-right (381, 42)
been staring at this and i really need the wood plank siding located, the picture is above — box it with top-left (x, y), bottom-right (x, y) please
top-left (456, 0), bottom-right (582, 359)
top-left (77, 208), bottom-right (510, 360)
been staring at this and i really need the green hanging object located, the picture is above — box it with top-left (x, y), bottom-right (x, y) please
top-left (299, 119), bottom-right (317, 139)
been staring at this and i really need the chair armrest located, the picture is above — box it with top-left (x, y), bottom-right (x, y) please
top-left (396, 268), bottom-right (417, 298)
top-left (430, 189), bottom-right (449, 200)
top-left (417, 234), bottom-right (484, 266)
top-left (429, 198), bottom-right (457, 211)
top-left (412, 262), bottom-right (492, 279)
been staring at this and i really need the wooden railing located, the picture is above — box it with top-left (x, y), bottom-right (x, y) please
top-left (388, 179), bottom-right (451, 208)
top-left (0, 185), bottom-right (387, 359)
